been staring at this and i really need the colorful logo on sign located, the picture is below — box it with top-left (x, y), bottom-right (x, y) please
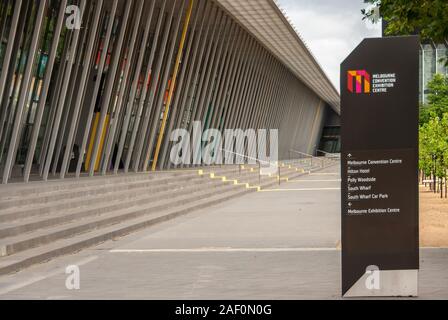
top-left (348, 70), bottom-right (371, 94)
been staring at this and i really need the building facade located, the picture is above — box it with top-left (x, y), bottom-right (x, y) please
top-left (382, 20), bottom-right (448, 104)
top-left (0, 0), bottom-right (339, 184)
top-left (420, 42), bottom-right (448, 104)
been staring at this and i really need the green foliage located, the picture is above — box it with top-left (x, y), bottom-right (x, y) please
top-left (418, 74), bottom-right (448, 178)
top-left (420, 74), bottom-right (448, 125)
top-left (420, 114), bottom-right (448, 177)
top-left (362, 1), bottom-right (448, 183)
top-left (362, 0), bottom-right (448, 67)
top-left (362, 0), bottom-right (448, 43)
top-left (419, 105), bottom-right (432, 125)
top-left (427, 74), bottom-right (448, 109)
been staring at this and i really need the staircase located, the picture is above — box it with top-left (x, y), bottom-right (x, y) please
top-left (0, 160), bottom-right (335, 275)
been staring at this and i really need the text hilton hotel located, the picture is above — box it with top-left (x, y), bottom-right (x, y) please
top-left (0, 0), bottom-right (339, 184)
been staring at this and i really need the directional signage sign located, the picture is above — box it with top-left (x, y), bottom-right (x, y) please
top-left (340, 36), bottom-right (420, 297)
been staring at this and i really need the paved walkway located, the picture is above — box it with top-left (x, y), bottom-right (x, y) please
top-left (1, 165), bottom-right (447, 299)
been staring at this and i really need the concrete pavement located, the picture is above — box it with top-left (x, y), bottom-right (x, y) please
top-left (0, 165), bottom-right (447, 299)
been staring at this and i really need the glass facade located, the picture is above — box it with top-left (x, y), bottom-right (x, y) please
top-left (0, 0), bottom-right (330, 184)
top-left (420, 43), bottom-right (448, 104)
top-left (319, 126), bottom-right (340, 154)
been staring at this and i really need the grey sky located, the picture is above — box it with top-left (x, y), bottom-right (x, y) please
top-left (277, 0), bottom-right (382, 91)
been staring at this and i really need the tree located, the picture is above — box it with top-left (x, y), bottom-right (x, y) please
top-left (362, 0), bottom-right (448, 44)
top-left (362, 1), bottom-right (448, 196)
top-left (420, 74), bottom-right (448, 125)
top-left (418, 74), bottom-right (448, 197)
top-left (427, 74), bottom-right (448, 111)
top-left (419, 114), bottom-right (448, 196)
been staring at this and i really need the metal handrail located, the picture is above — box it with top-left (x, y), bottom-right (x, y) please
top-left (289, 149), bottom-right (320, 161)
top-left (289, 149), bottom-right (339, 169)
top-left (220, 149), bottom-right (280, 185)
top-left (316, 149), bottom-right (341, 159)
top-left (288, 149), bottom-right (322, 167)
top-left (221, 149), bottom-right (273, 166)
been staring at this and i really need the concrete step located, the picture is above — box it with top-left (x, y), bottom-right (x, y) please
top-left (0, 180), bottom-right (245, 257)
top-left (0, 170), bottom-right (205, 208)
top-left (0, 171), bottom-right (274, 252)
top-left (0, 163), bottom-right (331, 275)
top-left (0, 169), bottom-right (263, 225)
top-left (0, 173), bottom-right (211, 223)
top-left (0, 177), bottom-right (236, 239)
top-left (0, 169), bottom-right (200, 200)
top-left (0, 184), bottom-right (257, 276)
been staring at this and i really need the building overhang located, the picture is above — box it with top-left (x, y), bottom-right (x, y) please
top-left (215, 0), bottom-right (341, 114)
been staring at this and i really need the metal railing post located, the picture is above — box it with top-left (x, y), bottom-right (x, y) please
top-left (278, 165), bottom-right (281, 185)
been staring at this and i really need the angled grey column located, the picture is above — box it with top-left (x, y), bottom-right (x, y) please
top-left (288, 84), bottom-right (306, 154)
top-left (205, 22), bottom-right (237, 132)
top-left (159, 0), bottom-right (205, 169)
top-left (246, 49), bottom-right (271, 130)
top-left (209, 27), bottom-right (242, 134)
top-left (174, 1), bottom-right (213, 147)
top-left (141, 0), bottom-right (187, 172)
top-left (101, 0), bottom-right (145, 175)
top-left (133, 0), bottom-right (178, 172)
top-left (131, 0), bottom-right (178, 171)
top-left (219, 33), bottom-right (250, 133)
top-left (271, 65), bottom-right (290, 132)
top-left (23, 0), bottom-right (67, 183)
top-left (51, 2), bottom-right (96, 177)
top-left (0, 0), bottom-right (22, 144)
top-left (124, 0), bottom-right (169, 173)
top-left (239, 48), bottom-right (268, 156)
top-left (254, 58), bottom-right (285, 158)
top-left (0, 0), bottom-right (11, 41)
top-left (225, 38), bottom-right (256, 132)
top-left (192, 16), bottom-right (232, 165)
top-left (2, 0), bottom-right (47, 184)
top-left (88, 0), bottom-right (131, 177)
top-left (181, 4), bottom-right (217, 131)
top-left (114, 0), bottom-right (157, 174)
top-left (0, 0), bottom-right (28, 165)
top-left (236, 43), bottom-right (264, 131)
top-left (189, 14), bottom-right (229, 166)
top-left (75, 0), bottom-right (117, 178)
top-left (192, 13), bottom-right (227, 126)
top-left (2, 0), bottom-right (36, 173)
top-left (197, 21), bottom-right (236, 166)
top-left (230, 42), bottom-right (262, 162)
top-left (177, 5), bottom-right (218, 167)
top-left (216, 32), bottom-right (248, 135)
top-left (185, 8), bottom-right (222, 139)
top-left (51, 1), bottom-right (100, 177)
top-left (165, 0), bottom-right (212, 169)
top-left (141, 1), bottom-right (194, 172)
top-left (60, 0), bottom-right (104, 179)
top-left (38, 30), bottom-right (73, 174)
top-left (277, 73), bottom-right (298, 158)
top-left (43, 0), bottom-right (87, 181)
top-left (266, 66), bottom-right (288, 137)
top-left (247, 52), bottom-right (270, 131)
top-left (247, 52), bottom-right (274, 159)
